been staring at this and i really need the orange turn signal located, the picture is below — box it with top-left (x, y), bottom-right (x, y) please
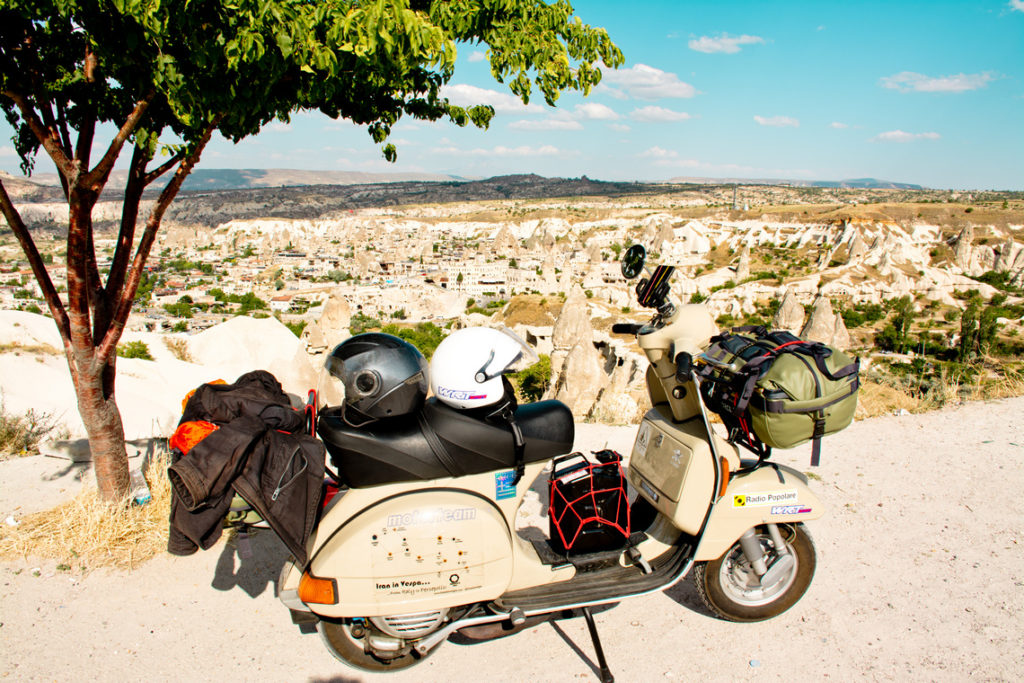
top-left (298, 571), bottom-right (338, 605)
top-left (718, 456), bottom-right (731, 499)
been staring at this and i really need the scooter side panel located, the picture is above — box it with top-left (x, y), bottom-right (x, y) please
top-left (627, 410), bottom-right (729, 535)
top-left (307, 488), bottom-right (514, 617)
top-left (694, 464), bottom-right (824, 562)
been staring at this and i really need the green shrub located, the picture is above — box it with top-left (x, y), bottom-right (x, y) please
top-left (510, 354), bottom-right (551, 402)
top-left (117, 340), bottom-right (154, 360)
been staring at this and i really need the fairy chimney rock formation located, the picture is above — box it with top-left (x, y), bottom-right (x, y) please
top-left (735, 247), bottom-right (751, 283)
top-left (301, 321), bottom-right (329, 354)
top-left (848, 232), bottom-right (868, 261)
top-left (800, 295), bottom-right (839, 344)
top-left (547, 285), bottom-right (608, 413)
top-left (772, 288), bottom-right (805, 334)
top-left (953, 225), bottom-right (974, 271)
top-left (551, 342), bottom-right (608, 417)
top-left (317, 291), bottom-right (352, 343)
top-left (831, 308), bottom-right (851, 350)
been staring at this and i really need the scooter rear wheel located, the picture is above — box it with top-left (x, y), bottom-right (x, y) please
top-left (693, 522), bottom-right (815, 622)
top-left (317, 619), bottom-right (440, 672)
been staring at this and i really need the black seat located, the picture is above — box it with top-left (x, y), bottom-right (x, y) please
top-left (318, 397), bottom-right (574, 488)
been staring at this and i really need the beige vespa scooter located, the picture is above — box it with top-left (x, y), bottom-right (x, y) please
top-left (278, 245), bottom-right (824, 677)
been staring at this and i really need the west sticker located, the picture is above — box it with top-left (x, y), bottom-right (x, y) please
top-left (771, 505), bottom-right (813, 515)
top-left (733, 490), bottom-right (798, 507)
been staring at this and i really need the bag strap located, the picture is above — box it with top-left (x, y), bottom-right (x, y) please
top-left (498, 405), bottom-right (527, 485)
top-left (417, 413), bottom-right (464, 477)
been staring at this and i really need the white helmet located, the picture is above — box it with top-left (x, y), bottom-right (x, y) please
top-left (430, 327), bottom-right (539, 410)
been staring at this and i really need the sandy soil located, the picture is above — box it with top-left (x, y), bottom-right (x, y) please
top-left (1, 397), bottom-right (1023, 682)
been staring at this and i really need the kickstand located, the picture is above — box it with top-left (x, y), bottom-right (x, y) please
top-left (581, 606), bottom-right (614, 683)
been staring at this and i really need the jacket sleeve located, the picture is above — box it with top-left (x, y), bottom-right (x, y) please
top-left (167, 414), bottom-right (265, 510)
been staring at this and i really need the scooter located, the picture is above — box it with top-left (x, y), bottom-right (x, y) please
top-left (277, 245), bottom-right (825, 678)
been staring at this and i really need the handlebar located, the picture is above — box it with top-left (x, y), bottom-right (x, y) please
top-left (611, 323), bottom-right (643, 335)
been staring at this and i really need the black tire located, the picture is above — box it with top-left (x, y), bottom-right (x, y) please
top-left (693, 523), bottom-right (816, 622)
top-left (317, 619), bottom-right (440, 672)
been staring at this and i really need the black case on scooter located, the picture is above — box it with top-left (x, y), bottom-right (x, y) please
top-left (318, 397), bottom-right (574, 487)
top-left (548, 451), bottom-right (631, 555)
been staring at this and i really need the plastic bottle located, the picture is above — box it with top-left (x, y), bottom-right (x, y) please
top-left (129, 465), bottom-right (152, 506)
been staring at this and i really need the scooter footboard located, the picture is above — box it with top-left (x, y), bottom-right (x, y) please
top-left (694, 464), bottom-right (823, 562)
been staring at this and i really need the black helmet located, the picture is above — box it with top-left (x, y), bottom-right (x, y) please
top-left (319, 333), bottom-right (428, 427)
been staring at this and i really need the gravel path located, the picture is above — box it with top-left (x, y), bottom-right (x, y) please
top-left (2, 397), bottom-right (1022, 682)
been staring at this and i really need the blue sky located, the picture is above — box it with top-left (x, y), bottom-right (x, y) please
top-left (2, 0), bottom-right (1022, 189)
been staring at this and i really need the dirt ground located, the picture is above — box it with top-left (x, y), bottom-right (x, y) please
top-left (1, 397), bottom-right (1022, 682)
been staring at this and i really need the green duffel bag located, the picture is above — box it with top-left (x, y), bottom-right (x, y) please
top-left (697, 327), bottom-right (860, 465)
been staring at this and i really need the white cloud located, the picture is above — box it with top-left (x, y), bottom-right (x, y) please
top-left (574, 103), bottom-right (620, 120)
top-left (640, 146), bottom-right (679, 159)
top-left (1011, 0), bottom-right (1024, 11)
top-left (0, 146), bottom-right (14, 157)
top-left (267, 121), bottom-right (292, 133)
top-left (631, 106), bottom-right (692, 122)
top-left (468, 51), bottom-right (486, 63)
top-left (879, 71), bottom-right (995, 93)
top-left (871, 130), bottom-right (941, 143)
top-left (754, 115), bottom-right (799, 127)
top-left (688, 34), bottom-right (765, 54)
top-left (443, 84), bottom-right (542, 114)
top-left (432, 144), bottom-right (561, 157)
top-left (506, 103), bottom-right (617, 131)
top-left (599, 64), bottom-right (697, 100)
top-left (509, 118), bottom-right (584, 131)
top-left (609, 123), bottom-right (631, 132)
top-left (829, 122), bottom-right (849, 129)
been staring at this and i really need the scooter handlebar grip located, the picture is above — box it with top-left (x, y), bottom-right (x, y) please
top-left (612, 323), bottom-right (642, 334)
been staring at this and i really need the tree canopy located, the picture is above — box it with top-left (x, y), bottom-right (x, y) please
top-left (0, 0), bottom-right (622, 500)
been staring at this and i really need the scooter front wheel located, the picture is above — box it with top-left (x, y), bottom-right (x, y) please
top-left (317, 618), bottom-right (441, 672)
top-left (693, 522), bottom-right (816, 622)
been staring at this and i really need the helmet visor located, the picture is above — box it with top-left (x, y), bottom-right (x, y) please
top-left (486, 326), bottom-right (540, 377)
top-left (316, 355), bottom-right (347, 409)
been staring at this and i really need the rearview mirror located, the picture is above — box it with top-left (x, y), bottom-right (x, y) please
top-left (621, 244), bottom-right (646, 280)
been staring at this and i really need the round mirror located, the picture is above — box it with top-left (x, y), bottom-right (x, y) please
top-left (621, 244), bottom-right (647, 279)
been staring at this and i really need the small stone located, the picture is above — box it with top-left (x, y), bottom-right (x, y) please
top-left (750, 659), bottom-right (761, 668)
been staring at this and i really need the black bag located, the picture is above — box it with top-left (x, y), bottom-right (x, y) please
top-left (548, 450), bottom-right (630, 555)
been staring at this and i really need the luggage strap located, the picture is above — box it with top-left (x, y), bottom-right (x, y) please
top-left (498, 405), bottom-right (527, 485)
top-left (417, 413), bottom-right (464, 477)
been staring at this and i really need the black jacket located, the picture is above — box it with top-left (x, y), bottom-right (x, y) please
top-left (167, 370), bottom-right (324, 565)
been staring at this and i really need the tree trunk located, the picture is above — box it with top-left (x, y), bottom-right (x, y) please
top-left (74, 355), bottom-right (130, 500)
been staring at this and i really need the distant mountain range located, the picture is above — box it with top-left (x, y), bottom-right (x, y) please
top-left (667, 176), bottom-right (925, 190)
top-left (7, 168), bottom-right (924, 193)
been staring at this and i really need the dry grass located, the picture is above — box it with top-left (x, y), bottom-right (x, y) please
top-left (856, 364), bottom-right (1024, 419)
top-left (0, 341), bottom-right (61, 356)
top-left (0, 452), bottom-right (172, 570)
top-left (0, 399), bottom-right (66, 460)
top-left (164, 336), bottom-right (193, 362)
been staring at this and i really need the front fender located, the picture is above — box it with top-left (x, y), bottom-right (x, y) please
top-left (694, 464), bottom-right (824, 562)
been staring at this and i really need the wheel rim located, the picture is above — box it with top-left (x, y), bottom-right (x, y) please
top-left (717, 530), bottom-right (798, 607)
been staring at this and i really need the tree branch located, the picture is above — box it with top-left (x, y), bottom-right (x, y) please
top-left (82, 89), bottom-right (155, 192)
top-left (2, 89), bottom-right (76, 180)
top-left (75, 48), bottom-right (99, 172)
top-left (143, 151), bottom-right (185, 186)
top-left (97, 117), bottom-right (220, 363)
top-left (0, 179), bottom-right (72, 349)
top-left (41, 101), bottom-right (72, 199)
top-left (103, 143), bottom-right (150, 315)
